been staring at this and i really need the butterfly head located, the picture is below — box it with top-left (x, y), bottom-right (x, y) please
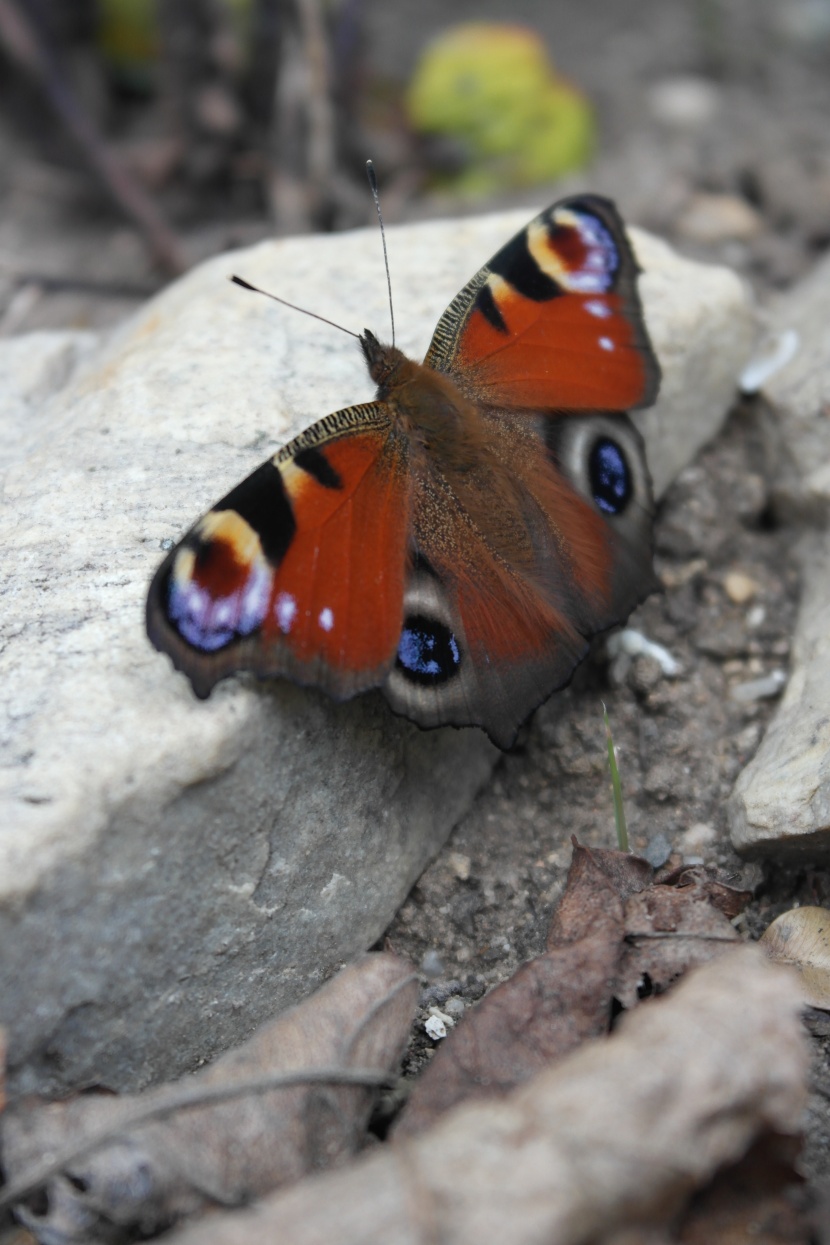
top-left (360, 330), bottom-right (408, 394)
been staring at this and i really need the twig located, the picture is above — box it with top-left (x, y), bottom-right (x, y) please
top-left (625, 932), bottom-right (740, 942)
top-left (295, 0), bottom-right (337, 222)
top-left (0, 0), bottom-right (186, 275)
top-left (0, 1065), bottom-right (394, 1212)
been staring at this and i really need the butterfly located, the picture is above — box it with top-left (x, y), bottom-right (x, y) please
top-left (146, 194), bottom-right (660, 749)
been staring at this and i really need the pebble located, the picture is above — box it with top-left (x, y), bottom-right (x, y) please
top-left (644, 832), bottom-right (673, 868)
top-left (447, 852), bottom-right (472, 882)
top-left (723, 571), bottom-right (760, 605)
top-left (730, 670), bottom-right (788, 703)
top-left (679, 822), bottom-right (718, 854)
top-left (676, 193), bottom-right (764, 244)
top-left (647, 76), bottom-right (722, 128)
top-left (420, 949), bottom-right (445, 978)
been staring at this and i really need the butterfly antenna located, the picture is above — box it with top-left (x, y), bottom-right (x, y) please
top-left (229, 275), bottom-right (359, 339)
top-left (366, 159), bottom-right (395, 347)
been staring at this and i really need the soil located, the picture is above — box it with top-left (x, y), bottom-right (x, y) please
top-left (2, 0), bottom-right (830, 1229)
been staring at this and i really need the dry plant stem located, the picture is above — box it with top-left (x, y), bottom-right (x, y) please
top-left (162, 949), bottom-right (808, 1245)
top-left (296, 0), bottom-right (337, 216)
top-left (0, 0), bottom-right (186, 275)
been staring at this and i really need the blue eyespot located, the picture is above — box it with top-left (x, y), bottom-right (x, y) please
top-left (397, 616), bottom-right (461, 685)
top-left (589, 437), bottom-right (632, 515)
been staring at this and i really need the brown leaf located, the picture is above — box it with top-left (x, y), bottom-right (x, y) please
top-left (394, 842), bottom-right (652, 1137)
top-left (675, 1133), bottom-right (809, 1245)
top-left (158, 950), bottom-right (809, 1245)
top-left (1, 954), bottom-right (417, 1243)
top-left (616, 868), bottom-right (745, 1008)
top-left (655, 864), bottom-right (752, 920)
top-left (761, 905), bottom-right (830, 1010)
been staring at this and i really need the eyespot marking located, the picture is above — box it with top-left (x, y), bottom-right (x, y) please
top-left (397, 616), bottom-right (461, 685)
top-left (167, 545), bottom-right (272, 652)
top-left (589, 437), bottom-right (632, 515)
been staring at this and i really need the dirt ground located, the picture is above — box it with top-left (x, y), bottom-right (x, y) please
top-left (3, 0), bottom-right (830, 1224)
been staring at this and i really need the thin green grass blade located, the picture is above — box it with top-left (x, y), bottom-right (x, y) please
top-left (602, 702), bottom-right (629, 852)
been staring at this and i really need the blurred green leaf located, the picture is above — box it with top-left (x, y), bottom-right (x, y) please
top-left (406, 23), bottom-right (595, 193)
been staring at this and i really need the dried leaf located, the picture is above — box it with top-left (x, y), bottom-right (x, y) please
top-left (1, 954), bottom-right (417, 1244)
top-left (159, 950), bottom-right (808, 1245)
top-left (654, 865), bottom-right (751, 920)
top-left (395, 842), bottom-right (651, 1137)
top-left (675, 1133), bottom-right (809, 1245)
top-left (761, 906), bottom-right (830, 1009)
top-left (615, 868), bottom-right (747, 1008)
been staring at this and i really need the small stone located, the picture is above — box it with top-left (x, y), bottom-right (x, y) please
top-left (723, 571), bottom-right (761, 604)
top-left (644, 832), bottom-right (673, 868)
top-left (447, 852), bottom-right (472, 882)
top-left (658, 558), bottom-right (708, 589)
top-left (443, 996), bottom-right (466, 1017)
top-left (680, 822), bottom-right (718, 854)
top-left (676, 193), bottom-right (764, 244)
top-left (420, 949), bottom-right (445, 978)
top-left (628, 654), bottom-right (664, 696)
top-left (695, 622), bottom-right (747, 660)
top-left (424, 1014), bottom-right (448, 1041)
top-left (648, 76), bottom-right (721, 128)
top-left (730, 670), bottom-right (788, 703)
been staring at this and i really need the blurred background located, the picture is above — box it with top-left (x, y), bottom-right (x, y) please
top-left (1, 0), bottom-right (829, 334)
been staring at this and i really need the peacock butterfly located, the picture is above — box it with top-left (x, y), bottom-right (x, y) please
top-left (146, 194), bottom-right (660, 749)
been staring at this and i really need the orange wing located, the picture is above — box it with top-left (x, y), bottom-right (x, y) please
top-left (147, 404), bottom-right (412, 699)
top-left (425, 195), bottom-right (660, 413)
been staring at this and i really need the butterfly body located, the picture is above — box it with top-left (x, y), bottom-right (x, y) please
top-left (147, 195), bottom-right (660, 748)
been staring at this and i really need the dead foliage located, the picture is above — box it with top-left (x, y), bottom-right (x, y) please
top-left (0, 843), bottom-right (808, 1244)
top-left (761, 905), bottom-right (830, 1011)
top-left (396, 842), bottom-right (749, 1137)
top-left (152, 949), bottom-right (809, 1245)
top-left (0, 954), bottom-right (417, 1243)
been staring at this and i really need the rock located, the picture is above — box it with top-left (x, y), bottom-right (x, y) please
top-left (675, 193), bottom-right (764, 244)
top-left (0, 208), bottom-right (754, 1096)
top-left (728, 247), bottom-right (830, 858)
top-left (722, 569), bottom-right (760, 604)
top-left (757, 247), bottom-right (830, 526)
top-left (0, 329), bottom-right (97, 469)
top-left (628, 226), bottom-right (754, 497)
top-left (647, 76), bottom-right (722, 129)
top-left (729, 534), bottom-right (830, 857)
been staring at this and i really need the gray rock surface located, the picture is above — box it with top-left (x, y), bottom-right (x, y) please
top-left (729, 535), bottom-right (830, 857)
top-left (728, 251), bottom-right (830, 858)
top-left (759, 248), bottom-right (830, 526)
top-left (0, 210), bottom-right (753, 1095)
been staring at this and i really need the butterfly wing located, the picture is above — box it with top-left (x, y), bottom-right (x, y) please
top-left (425, 194), bottom-right (660, 412)
top-left (380, 194), bottom-right (660, 746)
top-left (383, 406), bottom-right (656, 749)
top-left (147, 403), bottom-right (412, 700)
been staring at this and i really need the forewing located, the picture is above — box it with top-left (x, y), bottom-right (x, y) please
top-left (425, 194), bottom-right (660, 413)
top-left (147, 403), bottom-right (412, 699)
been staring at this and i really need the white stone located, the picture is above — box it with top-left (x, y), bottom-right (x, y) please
top-left (759, 248), bottom-right (830, 525)
top-left (729, 535), bottom-right (830, 856)
top-left (0, 209), bottom-right (754, 1094)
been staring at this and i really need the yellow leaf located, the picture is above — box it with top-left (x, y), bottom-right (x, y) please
top-left (760, 906), bottom-right (830, 1010)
